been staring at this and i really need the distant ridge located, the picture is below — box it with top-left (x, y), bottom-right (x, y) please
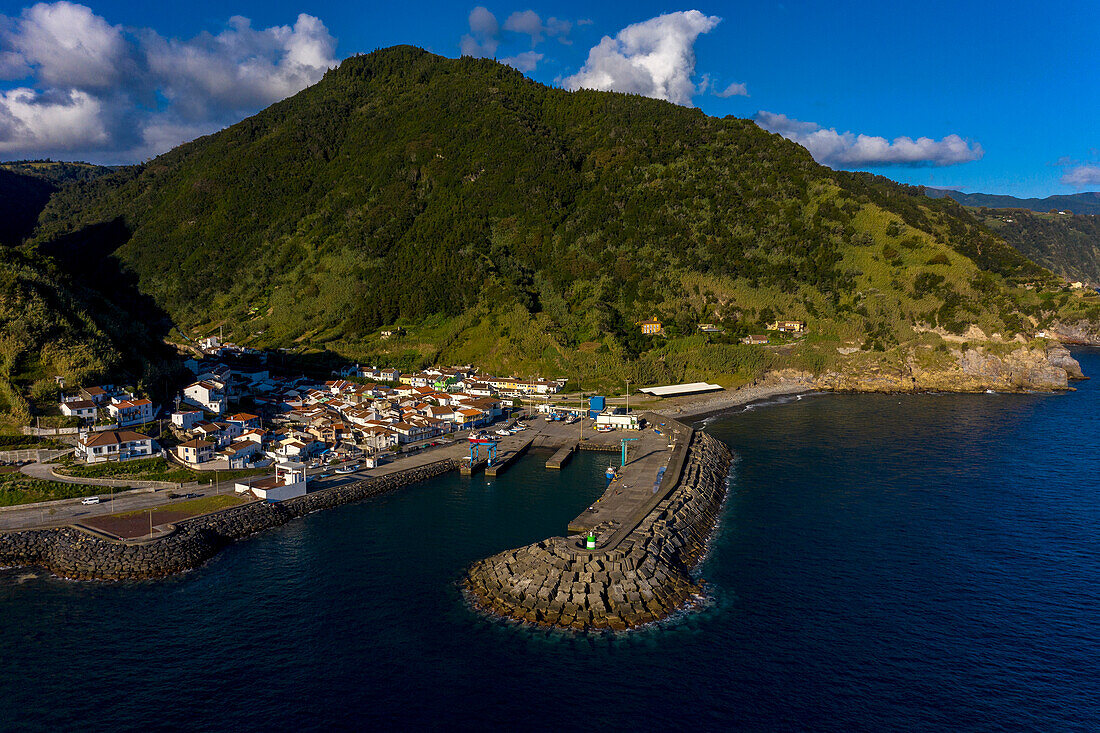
top-left (926, 188), bottom-right (1100, 216)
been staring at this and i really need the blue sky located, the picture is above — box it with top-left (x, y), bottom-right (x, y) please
top-left (0, 0), bottom-right (1097, 196)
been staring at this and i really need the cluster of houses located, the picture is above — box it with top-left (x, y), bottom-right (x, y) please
top-left (57, 350), bottom-right (565, 469)
top-left (165, 362), bottom-right (565, 469)
top-left (59, 385), bottom-right (155, 427)
top-left (636, 316), bottom-right (806, 345)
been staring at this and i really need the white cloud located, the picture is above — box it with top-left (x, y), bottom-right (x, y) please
top-left (143, 13), bottom-right (337, 121)
top-left (503, 10), bottom-right (571, 47)
top-left (502, 51), bottom-right (544, 72)
top-left (0, 3), bottom-right (336, 161)
top-left (460, 6), bottom-right (499, 57)
top-left (754, 111), bottom-right (984, 168)
top-left (715, 81), bottom-right (747, 97)
top-left (0, 86), bottom-right (107, 153)
top-left (4, 2), bottom-right (133, 90)
top-left (563, 10), bottom-right (721, 107)
top-left (1060, 164), bottom-right (1100, 188)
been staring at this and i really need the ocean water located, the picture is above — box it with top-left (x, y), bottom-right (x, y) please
top-left (3, 350), bottom-right (1099, 731)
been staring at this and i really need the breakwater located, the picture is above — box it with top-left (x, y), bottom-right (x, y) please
top-left (0, 459), bottom-right (457, 580)
top-left (463, 430), bottom-right (733, 630)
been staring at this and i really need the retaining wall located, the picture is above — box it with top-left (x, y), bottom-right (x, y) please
top-left (0, 459), bottom-right (458, 580)
top-left (463, 431), bottom-right (732, 631)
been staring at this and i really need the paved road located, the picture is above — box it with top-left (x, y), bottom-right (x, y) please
top-left (20, 461), bottom-right (186, 489)
top-left (0, 483), bottom-right (237, 531)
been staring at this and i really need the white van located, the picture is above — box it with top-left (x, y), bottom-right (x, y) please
top-left (80, 497), bottom-right (101, 505)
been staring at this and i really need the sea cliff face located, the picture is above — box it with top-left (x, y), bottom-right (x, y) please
top-left (1048, 320), bottom-right (1100, 346)
top-left (811, 344), bottom-right (1085, 393)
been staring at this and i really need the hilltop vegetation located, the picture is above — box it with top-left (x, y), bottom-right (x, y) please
top-left (8, 46), bottom-right (1099, 404)
top-left (975, 209), bottom-right (1100, 286)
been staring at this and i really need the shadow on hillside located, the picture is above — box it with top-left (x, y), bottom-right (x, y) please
top-left (0, 169), bottom-right (56, 246)
top-left (37, 218), bottom-right (184, 392)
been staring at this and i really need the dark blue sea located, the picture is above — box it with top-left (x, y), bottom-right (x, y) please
top-left (3, 350), bottom-right (1099, 732)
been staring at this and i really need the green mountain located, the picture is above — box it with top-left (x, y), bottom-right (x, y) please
top-left (926, 188), bottom-right (1100, 216)
top-left (0, 161), bottom-right (116, 246)
top-left (11, 46), bottom-right (1100, 407)
top-left (975, 209), bottom-right (1100, 286)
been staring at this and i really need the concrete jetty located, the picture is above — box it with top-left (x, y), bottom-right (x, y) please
top-left (545, 444), bottom-right (575, 469)
top-left (464, 414), bottom-right (733, 631)
top-left (485, 435), bottom-right (533, 477)
top-left (459, 458), bottom-right (487, 476)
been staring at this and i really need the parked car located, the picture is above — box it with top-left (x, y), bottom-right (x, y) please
top-left (80, 497), bottom-right (100, 505)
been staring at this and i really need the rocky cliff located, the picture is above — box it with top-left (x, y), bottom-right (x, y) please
top-left (813, 344), bottom-right (1085, 393)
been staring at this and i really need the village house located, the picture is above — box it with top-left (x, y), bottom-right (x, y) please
top-left (183, 380), bottom-right (228, 414)
top-left (107, 398), bottom-right (154, 427)
top-left (637, 318), bottom-right (663, 335)
top-left (77, 430), bottom-right (156, 464)
top-left (220, 440), bottom-right (263, 468)
top-left (742, 334), bottom-right (770, 345)
top-left (60, 399), bottom-right (97, 422)
top-left (454, 407), bottom-right (490, 428)
top-left (226, 412), bottom-right (261, 430)
top-left (171, 410), bottom-right (204, 430)
top-left (176, 438), bottom-right (215, 465)
top-left (359, 426), bottom-right (399, 452)
top-left (697, 323), bottom-right (724, 334)
top-left (767, 320), bottom-right (806, 333)
top-left (79, 385), bottom-right (114, 405)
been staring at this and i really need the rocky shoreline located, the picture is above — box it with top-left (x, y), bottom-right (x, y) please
top-left (463, 430), bottom-right (733, 631)
top-left (0, 459), bottom-right (458, 581)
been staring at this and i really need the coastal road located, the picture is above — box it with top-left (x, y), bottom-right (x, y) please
top-left (0, 485), bottom-right (233, 531)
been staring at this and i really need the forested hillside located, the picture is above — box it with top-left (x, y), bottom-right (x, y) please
top-left (18, 46), bottom-right (1100, 395)
top-left (976, 209), bottom-right (1100, 286)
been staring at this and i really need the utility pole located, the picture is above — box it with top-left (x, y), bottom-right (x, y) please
top-left (626, 378), bottom-right (631, 414)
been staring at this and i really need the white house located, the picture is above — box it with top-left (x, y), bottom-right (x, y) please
top-left (60, 399), bottom-right (97, 421)
top-left (226, 412), bottom-right (261, 430)
top-left (171, 410), bottom-right (204, 430)
top-left (236, 462), bottom-right (308, 501)
top-left (107, 398), bottom-right (154, 427)
top-left (221, 440), bottom-right (263, 468)
top-left (77, 430), bottom-right (155, 463)
top-left (176, 439), bottom-right (215, 465)
top-left (183, 381), bottom-right (227, 415)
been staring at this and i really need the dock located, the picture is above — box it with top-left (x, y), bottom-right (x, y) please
top-left (545, 444), bottom-right (575, 470)
top-left (485, 436), bottom-right (533, 476)
top-left (566, 412), bottom-right (686, 537)
top-left (459, 458), bottom-right (487, 475)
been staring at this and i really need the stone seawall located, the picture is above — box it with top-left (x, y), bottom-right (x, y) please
top-left (0, 459), bottom-right (458, 580)
top-left (463, 431), bottom-right (733, 631)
